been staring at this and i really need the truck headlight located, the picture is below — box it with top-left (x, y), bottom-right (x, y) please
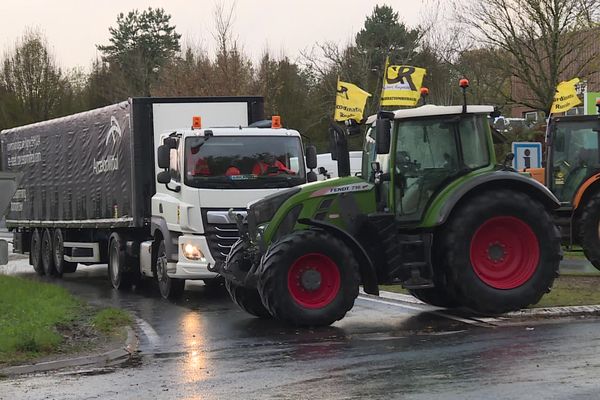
top-left (181, 243), bottom-right (205, 261)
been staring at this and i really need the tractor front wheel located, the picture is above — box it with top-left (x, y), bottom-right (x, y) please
top-left (443, 190), bottom-right (561, 314)
top-left (579, 191), bottom-right (600, 271)
top-left (258, 230), bottom-right (359, 327)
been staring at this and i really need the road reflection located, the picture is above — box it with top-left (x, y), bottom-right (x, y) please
top-left (181, 311), bottom-right (209, 384)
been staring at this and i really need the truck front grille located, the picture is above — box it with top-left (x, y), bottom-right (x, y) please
top-left (204, 223), bottom-right (240, 262)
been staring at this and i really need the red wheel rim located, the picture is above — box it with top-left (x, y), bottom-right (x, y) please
top-left (470, 216), bottom-right (540, 289)
top-left (287, 253), bottom-right (341, 309)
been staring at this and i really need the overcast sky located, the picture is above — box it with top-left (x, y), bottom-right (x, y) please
top-left (0, 0), bottom-right (426, 70)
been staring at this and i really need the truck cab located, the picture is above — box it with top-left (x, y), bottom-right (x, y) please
top-left (150, 120), bottom-right (312, 298)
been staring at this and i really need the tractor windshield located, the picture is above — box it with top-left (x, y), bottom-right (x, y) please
top-left (393, 115), bottom-right (490, 221)
top-left (551, 120), bottom-right (600, 202)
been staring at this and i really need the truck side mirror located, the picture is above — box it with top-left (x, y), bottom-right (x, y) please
top-left (157, 170), bottom-right (171, 184)
top-left (157, 145), bottom-right (171, 169)
top-left (164, 136), bottom-right (178, 149)
top-left (376, 119), bottom-right (391, 154)
top-left (305, 145), bottom-right (317, 170)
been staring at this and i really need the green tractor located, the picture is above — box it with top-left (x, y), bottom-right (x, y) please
top-left (220, 84), bottom-right (563, 327)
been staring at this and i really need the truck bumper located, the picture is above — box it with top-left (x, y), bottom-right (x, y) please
top-left (167, 235), bottom-right (219, 280)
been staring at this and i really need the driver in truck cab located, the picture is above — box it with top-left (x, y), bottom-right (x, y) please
top-left (252, 153), bottom-right (294, 175)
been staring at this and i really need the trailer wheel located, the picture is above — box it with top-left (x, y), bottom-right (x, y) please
top-left (41, 229), bottom-right (59, 277)
top-left (444, 190), bottom-right (561, 314)
top-left (53, 229), bottom-right (77, 274)
top-left (579, 191), bottom-right (600, 272)
top-left (108, 233), bottom-right (134, 291)
top-left (258, 230), bottom-right (359, 327)
top-left (156, 240), bottom-right (185, 300)
top-left (30, 229), bottom-right (44, 276)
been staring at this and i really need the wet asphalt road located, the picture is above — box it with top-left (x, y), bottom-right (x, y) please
top-left (2, 259), bottom-right (600, 399)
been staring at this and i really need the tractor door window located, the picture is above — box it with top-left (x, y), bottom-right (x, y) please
top-left (394, 118), bottom-right (460, 221)
top-left (460, 116), bottom-right (490, 169)
top-left (552, 121), bottom-right (600, 202)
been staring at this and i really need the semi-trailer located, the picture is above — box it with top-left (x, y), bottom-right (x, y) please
top-left (1, 96), bottom-right (315, 299)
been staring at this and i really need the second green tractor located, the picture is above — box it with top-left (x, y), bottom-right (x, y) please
top-left (220, 103), bottom-right (563, 327)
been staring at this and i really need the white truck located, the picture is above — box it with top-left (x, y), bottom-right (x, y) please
top-left (1, 96), bottom-right (316, 299)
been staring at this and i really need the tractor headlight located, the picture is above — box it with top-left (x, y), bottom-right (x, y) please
top-left (181, 242), bottom-right (205, 261)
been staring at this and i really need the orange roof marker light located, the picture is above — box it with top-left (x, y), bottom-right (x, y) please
top-left (420, 87), bottom-right (430, 96)
top-left (271, 115), bottom-right (282, 129)
top-left (192, 116), bottom-right (202, 130)
top-left (459, 78), bottom-right (470, 89)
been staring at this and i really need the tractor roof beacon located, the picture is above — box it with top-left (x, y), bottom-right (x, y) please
top-left (220, 81), bottom-right (563, 327)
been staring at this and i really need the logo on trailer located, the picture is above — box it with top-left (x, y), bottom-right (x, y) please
top-left (105, 116), bottom-right (122, 147)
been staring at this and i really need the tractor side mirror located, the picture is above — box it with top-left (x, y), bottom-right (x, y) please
top-left (305, 145), bottom-right (317, 170)
top-left (307, 170), bottom-right (318, 182)
top-left (157, 145), bottom-right (171, 169)
top-left (157, 170), bottom-right (171, 184)
top-left (376, 119), bottom-right (391, 154)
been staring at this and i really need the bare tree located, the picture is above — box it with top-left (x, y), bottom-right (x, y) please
top-left (458, 0), bottom-right (600, 114)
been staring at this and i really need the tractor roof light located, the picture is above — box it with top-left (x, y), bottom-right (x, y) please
top-left (271, 115), bottom-right (282, 129)
top-left (459, 78), bottom-right (470, 89)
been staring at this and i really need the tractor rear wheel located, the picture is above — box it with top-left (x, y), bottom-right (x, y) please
top-left (409, 271), bottom-right (459, 308)
top-left (579, 191), bottom-right (600, 271)
top-left (258, 230), bottom-right (359, 327)
top-left (443, 189), bottom-right (560, 314)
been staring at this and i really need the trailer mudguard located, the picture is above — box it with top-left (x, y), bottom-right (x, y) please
top-left (434, 171), bottom-right (561, 225)
top-left (297, 218), bottom-right (379, 295)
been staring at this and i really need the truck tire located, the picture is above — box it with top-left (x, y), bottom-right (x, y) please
top-left (53, 229), bottom-right (77, 274)
top-left (443, 189), bottom-right (561, 314)
top-left (108, 233), bottom-right (135, 291)
top-left (258, 230), bottom-right (360, 327)
top-left (41, 229), bottom-right (59, 277)
top-left (156, 240), bottom-right (185, 300)
top-left (30, 229), bottom-right (44, 276)
top-left (224, 239), bottom-right (270, 318)
top-left (579, 191), bottom-right (600, 271)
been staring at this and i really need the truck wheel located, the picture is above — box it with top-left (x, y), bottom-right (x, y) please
top-left (258, 230), bottom-right (360, 327)
top-left (444, 190), bottom-right (561, 314)
top-left (156, 240), bottom-right (185, 300)
top-left (53, 229), bottom-right (77, 274)
top-left (41, 229), bottom-right (59, 277)
top-left (30, 229), bottom-right (44, 276)
top-left (579, 191), bottom-right (600, 271)
top-left (108, 233), bottom-right (134, 291)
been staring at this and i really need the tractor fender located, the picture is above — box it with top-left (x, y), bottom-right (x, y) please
top-left (573, 173), bottom-right (600, 209)
top-left (436, 171), bottom-right (560, 225)
top-left (297, 218), bottom-right (379, 296)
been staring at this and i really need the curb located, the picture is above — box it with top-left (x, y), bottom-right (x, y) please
top-left (377, 290), bottom-right (600, 319)
top-left (0, 326), bottom-right (138, 377)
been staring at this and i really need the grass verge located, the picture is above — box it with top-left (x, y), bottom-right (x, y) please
top-left (380, 274), bottom-right (600, 308)
top-left (0, 275), bottom-right (78, 363)
top-left (0, 275), bottom-right (131, 365)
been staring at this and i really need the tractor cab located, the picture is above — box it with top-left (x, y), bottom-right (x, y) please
top-left (546, 115), bottom-right (600, 204)
top-left (363, 105), bottom-right (495, 223)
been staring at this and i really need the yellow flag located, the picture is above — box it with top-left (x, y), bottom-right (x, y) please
top-left (551, 78), bottom-right (582, 114)
top-left (334, 79), bottom-right (371, 123)
top-left (381, 62), bottom-right (427, 107)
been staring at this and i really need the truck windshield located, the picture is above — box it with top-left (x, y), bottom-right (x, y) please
top-left (184, 136), bottom-right (306, 189)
